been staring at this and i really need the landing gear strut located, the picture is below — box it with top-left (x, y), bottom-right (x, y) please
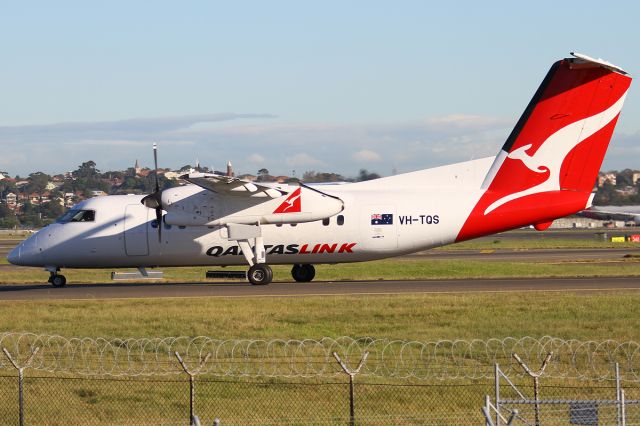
top-left (291, 264), bottom-right (315, 282)
top-left (227, 224), bottom-right (274, 285)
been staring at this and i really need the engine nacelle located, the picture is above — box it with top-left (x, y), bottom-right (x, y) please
top-left (162, 184), bottom-right (343, 226)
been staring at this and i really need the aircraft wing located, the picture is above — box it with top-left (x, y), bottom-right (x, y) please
top-left (181, 173), bottom-right (287, 198)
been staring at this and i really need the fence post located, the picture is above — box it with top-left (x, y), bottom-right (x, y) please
top-left (621, 389), bottom-right (626, 426)
top-left (483, 395), bottom-right (494, 426)
top-left (512, 352), bottom-right (552, 426)
top-left (333, 351), bottom-right (369, 426)
top-left (495, 363), bottom-right (500, 426)
top-left (2, 346), bottom-right (40, 426)
top-left (175, 351), bottom-right (212, 426)
top-left (616, 362), bottom-right (622, 426)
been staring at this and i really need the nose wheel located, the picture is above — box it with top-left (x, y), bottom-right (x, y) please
top-left (247, 264), bottom-right (273, 285)
top-left (48, 273), bottom-right (67, 288)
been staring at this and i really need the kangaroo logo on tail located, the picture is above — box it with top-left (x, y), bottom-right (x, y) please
top-left (484, 93), bottom-right (627, 215)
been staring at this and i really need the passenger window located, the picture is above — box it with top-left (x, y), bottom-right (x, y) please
top-left (322, 218), bottom-right (330, 226)
top-left (337, 215), bottom-right (344, 226)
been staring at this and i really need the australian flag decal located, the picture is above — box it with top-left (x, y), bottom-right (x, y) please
top-left (371, 213), bottom-right (393, 225)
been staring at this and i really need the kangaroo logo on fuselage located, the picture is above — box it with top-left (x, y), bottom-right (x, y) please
top-left (484, 93), bottom-right (627, 215)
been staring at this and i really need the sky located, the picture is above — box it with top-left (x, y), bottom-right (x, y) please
top-left (1, 1), bottom-right (639, 178)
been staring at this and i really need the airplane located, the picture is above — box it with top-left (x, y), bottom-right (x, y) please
top-left (577, 205), bottom-right (640, 225)
top-left (7, 52), bottom-right (633, 287)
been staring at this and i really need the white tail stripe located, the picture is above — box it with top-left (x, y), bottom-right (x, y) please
top-left (484, 91), bottom-right (628, 215)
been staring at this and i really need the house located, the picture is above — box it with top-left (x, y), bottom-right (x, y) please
top-left (5, 192), bottom-right (17, 207)
top-left (163, 171), bottom-right (180, 180)
top-left (598, 173), bottom-right (617, 187)
top-left (237, 174), bottom-right (257, 182)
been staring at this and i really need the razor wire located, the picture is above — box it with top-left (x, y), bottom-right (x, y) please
top-left (1, 333), bottom-right (640, 381)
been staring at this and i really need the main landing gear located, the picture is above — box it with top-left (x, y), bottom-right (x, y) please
top-left (46, 267), bottom-right (67, 287)
top-left (247, 264), bottom-right (273, 286)
top-left (291, 264), bottom-right (315, 282)
top-left (227, 224), bottom-right (318, 286)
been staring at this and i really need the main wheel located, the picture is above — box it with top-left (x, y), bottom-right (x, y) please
top-left (50, 275), bottom-right (67, 288)
top-left (247, 264), bottom-right (273, 285)
top-left (291, 264), bottom-right (315, 282)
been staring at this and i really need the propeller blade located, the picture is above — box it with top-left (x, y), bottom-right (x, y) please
top-left (140, 143), bottom-right (164, 243)
top-left (153, 143), bottom-right (160, 193)
top-left (156, 206), bottom-right (163, 243)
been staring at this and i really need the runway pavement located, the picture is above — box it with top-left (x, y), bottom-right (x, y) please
top-left (1, 276), bottom-right (640, 301)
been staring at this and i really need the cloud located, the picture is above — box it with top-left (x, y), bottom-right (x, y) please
top-left (3, 110), bottom-right (634, 179)
top-left (248, 153), bottom-right (266, 163)
top-left (352, 149), bottom-right (381, 162)
top-left (285, 153), bottom-right (324, 167)
top-left (0, 113), bottom-right (275, 143)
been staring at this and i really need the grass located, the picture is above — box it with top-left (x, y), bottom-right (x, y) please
top-left (438, 236), bottom-right (640, 250)
top-left (3, 255), bottom-right (640, 284)
top-left (1, 291), bottom-right (639, 341)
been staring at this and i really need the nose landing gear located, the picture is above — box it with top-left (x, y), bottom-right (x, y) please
top-left (47, 271), bottom-right (67, 287)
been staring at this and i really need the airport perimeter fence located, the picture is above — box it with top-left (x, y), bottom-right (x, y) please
top-left (2, 333), bottom-right (640, 424)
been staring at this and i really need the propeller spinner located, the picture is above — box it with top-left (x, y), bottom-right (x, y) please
top-left (141, 143), bottom-right (164, 242)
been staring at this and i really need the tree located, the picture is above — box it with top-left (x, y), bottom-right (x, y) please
top-left (302, 171), bottom-right (345, 183)
top-left (357, 169), bottom-right (381, 182)
top-left (26, 172), bottom-right (51, 197)
top-left (73, 161), bottom-right (99, 179)
top-left (257, 168), bottom-right (271, 182)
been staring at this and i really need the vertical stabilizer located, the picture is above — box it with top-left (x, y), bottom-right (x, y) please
top-left (457, 53), bottom-right (632, 241)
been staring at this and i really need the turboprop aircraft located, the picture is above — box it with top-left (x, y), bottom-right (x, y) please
top-left (577, 205), bottom-right (640, 225)
top-left (7, 52), bottom-right (632, 287)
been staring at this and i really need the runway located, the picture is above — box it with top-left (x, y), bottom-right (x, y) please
top-left (1, 276), bottom-right (640, 301)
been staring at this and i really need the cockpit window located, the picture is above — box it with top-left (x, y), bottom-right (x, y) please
top-left (56, 209), bottom-right (96, 223)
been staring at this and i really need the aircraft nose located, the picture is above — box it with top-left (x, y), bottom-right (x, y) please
top-left (8, 233), bottom-right (42, 266)
top-left (7, 245), bottom-right (20, 265)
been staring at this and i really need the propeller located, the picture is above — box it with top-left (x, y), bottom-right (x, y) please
top-left (141, 143), bottom-right (164, 242)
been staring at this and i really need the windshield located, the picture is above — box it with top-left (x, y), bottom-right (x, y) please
top-left (56, 209), bottom-right (96, 223)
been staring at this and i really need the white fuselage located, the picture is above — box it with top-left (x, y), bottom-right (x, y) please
top-left (9, 157), bottom-right (495, 269)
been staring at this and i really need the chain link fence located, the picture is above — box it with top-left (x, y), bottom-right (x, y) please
top-left (2, 334), bottom-right (640, 424)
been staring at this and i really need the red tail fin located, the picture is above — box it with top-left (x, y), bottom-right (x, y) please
top-left (457, 53), bottom-right (632, 241)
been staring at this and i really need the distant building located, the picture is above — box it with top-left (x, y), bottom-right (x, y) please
top-left (237, 174), bottom-right (257, 182)
top-left (91, 190), bottom-right (107, 197)
top-left (64, 193), bottom-right (77, 208)
top-left (163, 171), bottom-right (180, 180)
top-left (633, 172), bottom-right (640, 185)
top-left (134, 159), bottom-right (141, 176)
top-left (598, 172), bottom-right (617, 187)
top-left (5, 192), bottom-right (17, 207)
